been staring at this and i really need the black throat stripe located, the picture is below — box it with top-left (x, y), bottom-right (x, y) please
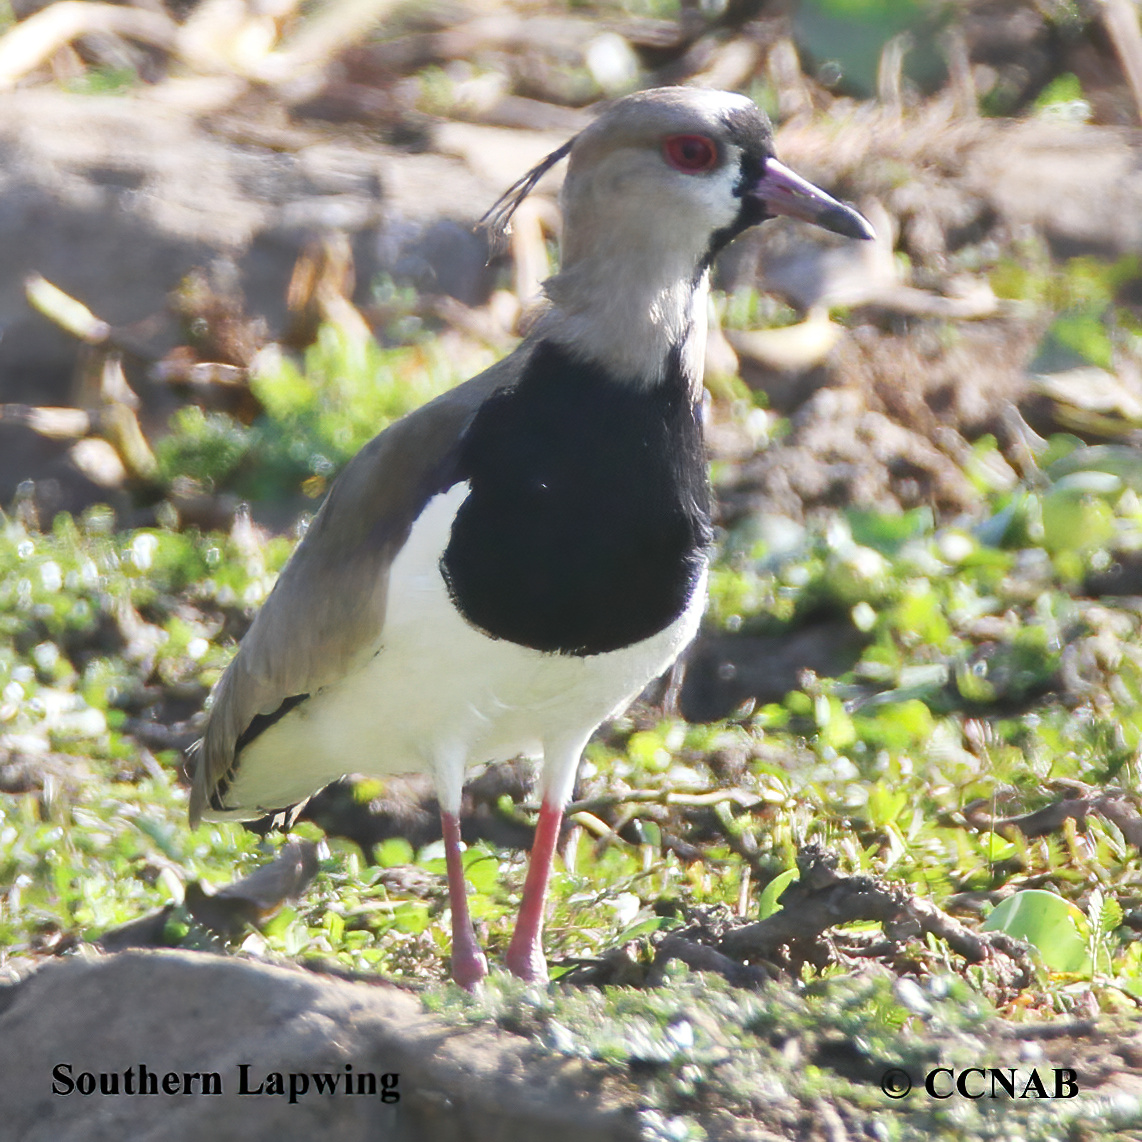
top-left (441, 338), bottom-right (712, 656)
top-left (705, 108), bottom-right (774, 267)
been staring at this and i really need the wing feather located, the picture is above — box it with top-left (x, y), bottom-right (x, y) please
top-left (189, 350), bottom-right (524, 824)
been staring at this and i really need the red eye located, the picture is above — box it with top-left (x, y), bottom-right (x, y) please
top-left (663, 134), bottom-right (718, 173)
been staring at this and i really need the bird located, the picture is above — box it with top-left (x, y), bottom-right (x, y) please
top-left (189, 85), bottom-right (873, 989)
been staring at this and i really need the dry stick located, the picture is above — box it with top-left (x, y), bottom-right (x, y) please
top-left (0, 0), bottom-right (395, 91)
top-left (718, 872), bottom-right (912, 961)
top-left (710, 847), bottom-right (1029, 971)
top-left (720, 875), bottom-right (1029, 967)
top-left (27, 274), bottom-right (178, 371)
top-left (0, 405), bottom-right (91, 440)
top-left (0, 2), bottom-right (178, 89)
top-left (564, 788), bottom-right (763, 815)
top-left (25, 275), bottom-right (110, 346)
top-left (567, 809), bottom-right (633, 846)
top-left (24, 274), bottom-right (158, 361)
top-left (21, 275), bottom-right (159, 479)
top-left (251, 0), bottom-right (400, 84)
top-left (996, 792), bottom-right (1142, 847)
top-left (877, 32), bottom-right (910, 119)
top-left (941, 26), bottom-right (978, 121)
top-left (653, 934), bottom-right (770, 988)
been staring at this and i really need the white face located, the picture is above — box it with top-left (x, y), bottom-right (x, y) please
top-left (562, 125), bottom-right (750, 280)
top-left (587, 145), bottom-right (742, 254)
top-left (539, 88), bottom-right (770, 386)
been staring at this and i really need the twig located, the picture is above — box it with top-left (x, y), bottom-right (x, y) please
top-left (563, 787), bottom-right (762, 816)
top-left (567, 809), bottom-right (632, 845)
top-left (0, 2), bottom-right (177, 89)
top-left (877, 32), bottom-right (910, 118)
top-left (25, 275), bottom-right (110, 346)
top-left (0, 404), bottom-right (92, 440)
top-left (252, 0), bottom-right (400, 84)
top-left (712, 846), bottom-right (1032, 984)
top-left (652, 934), bottom-right (770, 988)
top-left (994, 792), bottom-right (1142, 847)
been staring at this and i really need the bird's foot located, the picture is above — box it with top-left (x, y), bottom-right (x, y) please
top-left (451, 942), bottom-right (489, 991)
top-left (441, 807), bottom-right (489, 990)
top-left (505, 937), bottom-right (548, 983)
top-left (504, 796), bottom-right (562, 983)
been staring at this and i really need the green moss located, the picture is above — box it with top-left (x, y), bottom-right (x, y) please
top-left (156, 407), bottom-right (253, 491)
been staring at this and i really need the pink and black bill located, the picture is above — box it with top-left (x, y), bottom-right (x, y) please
top-left (749, 157), bottom-right (874, 241)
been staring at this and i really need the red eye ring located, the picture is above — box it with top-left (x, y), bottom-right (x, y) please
top-left (663, 134), bottom-right (718, 173)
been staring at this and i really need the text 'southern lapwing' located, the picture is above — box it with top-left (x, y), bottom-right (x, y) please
top-left (190, 86), bottom-right (874, 988)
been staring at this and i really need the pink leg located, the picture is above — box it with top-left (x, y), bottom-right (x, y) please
top-left (505, 798), bottom-right (563, 982)
top-left (441, 810), bottom-right (488, 989)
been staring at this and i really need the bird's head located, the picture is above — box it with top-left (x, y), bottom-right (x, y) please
top-left (482, 86), bottom-right (873, 386)
top-left (484, 86), bottom-right (872, 279)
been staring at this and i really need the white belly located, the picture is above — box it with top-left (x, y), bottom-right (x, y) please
top-left (227, 484), bottom-right (707, 814)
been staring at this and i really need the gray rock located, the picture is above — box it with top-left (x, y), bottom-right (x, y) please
top-left (0, 948), bottom-right (638, 1142)
top-left (0, 90), bottom-right (513, 405)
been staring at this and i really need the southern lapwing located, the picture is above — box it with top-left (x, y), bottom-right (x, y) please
top-left (190, 86), bottom-right (873, 988)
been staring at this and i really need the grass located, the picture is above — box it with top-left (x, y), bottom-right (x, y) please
top-left (5, 262), bottom-right (1142, 1134)
top-left (424, 968), bottom-right (1138, 1138)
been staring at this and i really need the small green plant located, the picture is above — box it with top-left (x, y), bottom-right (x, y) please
top-left (243, 326), bottom-right (487, 498)
top-left (156, 406), bottom-right (253, 491)
top-left (1033, 72), bottom-right (1091, 122)
top-left (151, 324), bottom-right (494, 503)
top-left (1085, 886), bottom-right (1124, 979)
top-left (65, 66), bottom-right (139, 96)
top-left (981, 889), bottom-right (1090, 974)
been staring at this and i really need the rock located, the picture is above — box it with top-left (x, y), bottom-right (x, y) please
top-left (965, 118), bottom-right (1142, 257)
top-left (680, 619), bottom-right (869, 723)
top-left (0, 949), bottom-right (638, 1142)
top-left (0, 90), bottom-right (535, 406)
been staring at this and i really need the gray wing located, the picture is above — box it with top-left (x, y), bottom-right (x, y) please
top-left (189, 349), bottom-right (524, 824)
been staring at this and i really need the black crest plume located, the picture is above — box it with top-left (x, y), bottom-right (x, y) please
top-left (478, 138), bottom-right (575, 254)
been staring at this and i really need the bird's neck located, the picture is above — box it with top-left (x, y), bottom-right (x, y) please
top-left (535, 256), bottom-right (710, 396)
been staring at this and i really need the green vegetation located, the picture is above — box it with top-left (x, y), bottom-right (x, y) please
top-left (155, 324), bottom-right (490, 501)
top-left (5, 412), bottom-right (1142, 992)
top-left (425, 969), bottom-right (1136, 1138)
top-left (4, 0), bottom-right (1141, 1129)
top-left (1033, 72), bottom-right (1092, 123)
top-left (5, 259), bottom-right (1142, 1136)
top-left (64, 66), bottom-right (139, 96)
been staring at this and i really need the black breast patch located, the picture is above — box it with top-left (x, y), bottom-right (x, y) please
top-left (441, 338), bottom-right (712, 656)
